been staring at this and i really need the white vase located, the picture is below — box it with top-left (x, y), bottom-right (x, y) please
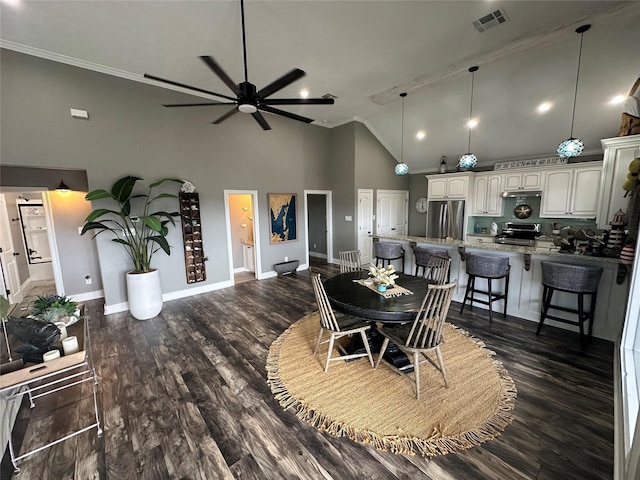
top-left (126, 269), bottom-right (163, 320)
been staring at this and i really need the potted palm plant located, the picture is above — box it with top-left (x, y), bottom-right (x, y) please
top-left (82, 175), bottom-right (183, 320)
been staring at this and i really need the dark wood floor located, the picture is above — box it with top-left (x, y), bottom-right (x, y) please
top-left (2, 259), bottom-right (614, 479)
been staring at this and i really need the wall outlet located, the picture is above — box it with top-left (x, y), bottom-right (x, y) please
top-left (85, 275), bottom-right (92, 285)
top-left (313, 243), bottom-right (316, 248)
top-left (284, 256), bottom-right (289, 262)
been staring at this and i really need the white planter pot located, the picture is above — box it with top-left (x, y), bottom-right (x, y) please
top-left (126, 269), bottom-right (163, 320)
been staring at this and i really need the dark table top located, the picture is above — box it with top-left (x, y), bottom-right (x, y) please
top-left (323, 271), bottom-right (429, 323)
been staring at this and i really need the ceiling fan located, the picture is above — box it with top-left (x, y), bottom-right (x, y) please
top-left (144, 0), bottom-right (334, 130)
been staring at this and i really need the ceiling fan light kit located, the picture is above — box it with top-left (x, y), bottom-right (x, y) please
top-left (395, 93), bottom-right (409, 176)
top-left (557, 24), bottom-right (590, 158)
top-left (458, 66), bottom-right (479, 169)
top-left (144, 0), bottom-right (333, 130)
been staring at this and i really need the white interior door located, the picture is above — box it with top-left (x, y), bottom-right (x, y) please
top-left (377, 190), bottom-right (408, 237)
top-left (357, 189), bottom-right (373, 265)
top-left (0, 194), bottom-right (23, 304)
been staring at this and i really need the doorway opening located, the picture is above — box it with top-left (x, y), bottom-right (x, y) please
top-left (0, 190), bottom-right (61, 314)
top-left (224, 191), bottom-right (261, 284)
top-left (304, 190), bottom-right (333, 267)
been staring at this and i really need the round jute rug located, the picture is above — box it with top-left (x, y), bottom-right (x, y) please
top-left (266, 313), bottom-right (517, 457)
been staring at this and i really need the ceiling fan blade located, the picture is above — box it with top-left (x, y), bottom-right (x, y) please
top-left (257, 69), bottom-right (306, 99)
top-left (259, 105), bottom-right (314, 124)
top-left (144, 73), bottom-right (236, 102)
top-left (212, 108), bottom-right (240, 125)
top-left (162, 102), bottom-right (236, 108)
top-left (199, 56), bottom-right (241, 96)
top-left (252, 111), bottom-right (272, 130)
top-left (262, 98), bottom-right (335, 106)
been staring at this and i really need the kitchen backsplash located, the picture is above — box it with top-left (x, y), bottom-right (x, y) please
top-left (469, 197), bottom-right (599, 235)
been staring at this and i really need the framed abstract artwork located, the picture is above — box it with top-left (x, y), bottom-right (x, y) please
top-left (268, 193), bottom-right (297, 243)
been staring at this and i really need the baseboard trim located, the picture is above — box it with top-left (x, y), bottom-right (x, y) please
top-left (103, 280), bottom-right (235, 315)
top-left (70, 290), bottom-right (104, 303)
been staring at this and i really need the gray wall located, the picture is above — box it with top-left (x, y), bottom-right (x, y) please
top-left (354, 122), bottom-right (408, 192)
top-left (1, 50), bottom-right (409, 308)
top-left (327, 123), bottom-right (356, 257)
top-left (1, 50), bottom-right (332, 307)
top-left (408, 173), bottom-right (428, 236)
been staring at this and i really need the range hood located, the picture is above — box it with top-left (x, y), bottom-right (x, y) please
top-left (501, 190), bottom-right (542, 198)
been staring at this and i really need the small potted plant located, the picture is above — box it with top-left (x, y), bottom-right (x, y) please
top-left (30, 294), bottom-right (81, 325)
top-left (368, 264), bottom-right (399, 292)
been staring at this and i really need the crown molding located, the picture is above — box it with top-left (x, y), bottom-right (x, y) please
top-left (0, 40), bottom-right (217, 100)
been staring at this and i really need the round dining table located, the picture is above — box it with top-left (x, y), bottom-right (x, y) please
top-left (323, 271), bottom-right (429, 323)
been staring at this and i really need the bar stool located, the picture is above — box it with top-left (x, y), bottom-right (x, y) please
top-left (459, 254), bottom-right (510, 324)
top-left (537, 261), bottom-right (603, 347)
top-left (411, 246), bottom-right (450, 278)
top-left (374, 242), bottom-right (405, 272)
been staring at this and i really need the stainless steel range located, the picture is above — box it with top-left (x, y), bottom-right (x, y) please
top-left (494, 222), bottom-right (541, 247)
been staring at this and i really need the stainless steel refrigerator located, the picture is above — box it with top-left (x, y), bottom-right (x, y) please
top-left (426, 200), bottom-right (465, 240)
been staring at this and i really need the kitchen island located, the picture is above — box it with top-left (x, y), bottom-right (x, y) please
top-left (373, 235), bottom-right (628, 342)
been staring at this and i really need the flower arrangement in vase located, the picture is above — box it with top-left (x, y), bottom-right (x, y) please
top-left (368, 264), bottom-right (399, 292)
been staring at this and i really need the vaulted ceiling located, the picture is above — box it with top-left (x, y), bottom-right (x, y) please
top-left (2, 1), bottom-right (639, 172)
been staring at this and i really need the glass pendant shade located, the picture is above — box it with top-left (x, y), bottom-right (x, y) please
top-left (395, 93), bottom-right (409, 175)
top-left (459, 153), bottom-right (478, 169)
top-left (395, 162), bottom-right (409, 175)
top-left (557, 25), bottom-right (590, 158)
top-left (458, 66), bottom-right (479, 169)
top-left (557, 137), bottom-right (584, 158)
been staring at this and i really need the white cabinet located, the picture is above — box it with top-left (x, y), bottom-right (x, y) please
top-left (597, 136), bottom-right (640, 228)
top-left (242, 243), bottom-right (255, 272)
top-left (502, 171), bottom-right (543, 191)
top-left (471, 174), bottom-right (503, 216)
top-left (426, 173), bottom-right (471, 200)
top-left (541, 163), bottom-right (603, 218)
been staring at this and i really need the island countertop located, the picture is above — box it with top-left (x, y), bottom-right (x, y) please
top-left (371, 234), bottom-right (628, 342)
top-left (372, 234), bottom-right (622, 265)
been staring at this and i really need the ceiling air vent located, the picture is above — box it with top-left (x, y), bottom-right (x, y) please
top-left (473, 8), bottom-right (508, 33)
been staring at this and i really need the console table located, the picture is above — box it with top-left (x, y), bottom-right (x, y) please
top-left (0, 316), bottom-right (102, 473)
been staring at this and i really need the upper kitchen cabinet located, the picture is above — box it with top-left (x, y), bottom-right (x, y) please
top-left (597, 136), bottom-right (640, 229)
top-left (541, 163), bottom-right (603, 218)
top-left (502, 171), bottom-right (543, 191)
top-left (426, 173), bottom-right (472, 200)
top-left (471, 173), bottom-right (503, 216)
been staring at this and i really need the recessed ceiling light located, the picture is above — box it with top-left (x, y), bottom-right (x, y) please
top-left (537, 102), bottom-right (552, 113)
top-left (609, 95), bottom-right (626, 105)
top-left (300, 89), bottom-right (309, 98)
top-left (416, 131), bottom-right (426, 140)
top-left (1, 0), bottom-right (21, 6)
top-left (467, 118), bottom-right (478, 128)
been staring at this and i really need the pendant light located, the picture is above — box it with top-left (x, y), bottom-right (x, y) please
top-left (459, 66), bottom-right (479, 169)
top-left (56, 179), bottom-right (70, 192)
top-left (557, 24), bottom-right (590, 158)
top-left (395, 92), bottom-right (409, 175)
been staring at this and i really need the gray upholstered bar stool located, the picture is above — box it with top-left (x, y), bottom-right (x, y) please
top-left (537, 261), bottom-right (603, 347)
top-left (374, 242), bottom-right (405, 272)
top-left (411, 246), bottom-right (450, 278)
top-left (459, 254), bottom-right (510, 324)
